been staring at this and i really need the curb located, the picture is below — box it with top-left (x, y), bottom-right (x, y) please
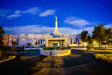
top-left (0, 56), bottom-right (16, 63)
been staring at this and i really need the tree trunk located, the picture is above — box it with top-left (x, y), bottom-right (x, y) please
top-left (99, 37), bottom-right (100, 50)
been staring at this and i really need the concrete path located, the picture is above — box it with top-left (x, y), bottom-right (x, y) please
top-left (0, 50), bottom-right (112, 75)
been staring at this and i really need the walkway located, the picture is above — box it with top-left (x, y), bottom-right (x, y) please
top-left (0, 50), bottom-right (112, 75)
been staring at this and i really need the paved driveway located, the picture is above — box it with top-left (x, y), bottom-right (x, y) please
top-left (0, 50), bottom-right (112, 75)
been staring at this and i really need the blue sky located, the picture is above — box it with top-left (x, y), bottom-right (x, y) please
top-left (0, 0), bottom-right (112, 34)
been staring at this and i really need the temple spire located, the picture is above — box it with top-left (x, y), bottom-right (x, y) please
top-left (53, 16), bottom-right (62, 35)
top-left (55, 16), bottom-right (58, 31)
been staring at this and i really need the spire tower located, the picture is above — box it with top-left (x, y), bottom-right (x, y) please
top-left (55, 16), bottom-right (58, 31)
top-left (53, 16), bottom-right (62, 35)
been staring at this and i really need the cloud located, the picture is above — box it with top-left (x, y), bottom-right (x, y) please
top-left (60, 27), bottom-right (94, 34)
top-left (64, 17), bottom-right (94, 27)
top-left (6, 7), bottom-right (39, 19)
top-left (14, 7), bottom-right (39, 15)
top-left (39, 10), bottom-right (56, 17)
top-left (7, 14), bottom-right (21, 19)
top-left (7, 24), bottom-right (112, 35)
top-left (4, 25), bottom-right (53, 34)
top-left (22, 7), bottom-right (39, 15)
top-left (105, 24), bottom-right (112, 29)
top-left (14, 10), bottom-right (21, 14)
top-left (3, 7), bottom-right (55, 19)
top-left (4, 24), bottom-right (95, 34)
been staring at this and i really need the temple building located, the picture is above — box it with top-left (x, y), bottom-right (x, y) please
top-left (3, 16), bottom-right (82, 47)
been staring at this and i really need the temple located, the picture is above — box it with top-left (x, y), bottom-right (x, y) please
top-left (3, 16), bottom-right (82, 47)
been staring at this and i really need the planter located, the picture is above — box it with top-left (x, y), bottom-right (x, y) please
top-left (40, 49), bottom-right (71, 56)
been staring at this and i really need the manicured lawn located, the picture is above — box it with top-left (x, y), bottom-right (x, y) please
top-left (89, 50), bottom-right (112, 52)
top-left (72, 48), bottom-right (112, 52)
top-left (94, 54), bottom-right (112, 63)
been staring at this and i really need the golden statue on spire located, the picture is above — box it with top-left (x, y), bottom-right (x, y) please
top-left (55, 16), bottom-right (58, 31)
top-left (55, 16), bottom-right (57, 20)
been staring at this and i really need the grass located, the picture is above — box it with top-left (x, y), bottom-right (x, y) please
top-left (94, 54), bottom-right (112, 63)
top-left (72, 48), bottom-right (112, 52)
top-left (89, 49), bottom-right (112, 52)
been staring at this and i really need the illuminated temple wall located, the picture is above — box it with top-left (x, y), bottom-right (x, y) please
top-left (3, 33), bottom-right (80, 47)
top-left (3, 34), bottom-right (13, 47)
top-left (2, 16), bottom-right (82, 47)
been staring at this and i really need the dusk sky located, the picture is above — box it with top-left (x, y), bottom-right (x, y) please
top-left (0, 0), bottom-right (112, 34)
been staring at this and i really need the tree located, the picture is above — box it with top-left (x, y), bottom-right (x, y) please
top-left (81, 30), bottom-right (88, 42)
top-left (92, 24), bottom-right (106, 48)
top-left (87, 35), bottom-right (92, 47)
top-left (106, 28), bottom-right (112, 47)
top-left (0, 25), bottom-right (5, 47)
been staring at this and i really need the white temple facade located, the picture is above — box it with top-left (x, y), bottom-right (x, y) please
top-left (3, 17), bottom-right (81, 47)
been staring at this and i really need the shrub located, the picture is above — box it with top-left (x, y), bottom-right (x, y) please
top-left (43, 47), bottom-right (68, 50)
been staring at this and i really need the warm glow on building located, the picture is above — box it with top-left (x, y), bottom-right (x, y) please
top-left (3, 17), bottom-right (81, 47)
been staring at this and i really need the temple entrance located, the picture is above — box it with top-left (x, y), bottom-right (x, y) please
top-left (46, 38), bottom-right (66, 47)
top-left (53, 43), bottom-right (58, 47)
top-left (53, 42), bottom-right (60, 47)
